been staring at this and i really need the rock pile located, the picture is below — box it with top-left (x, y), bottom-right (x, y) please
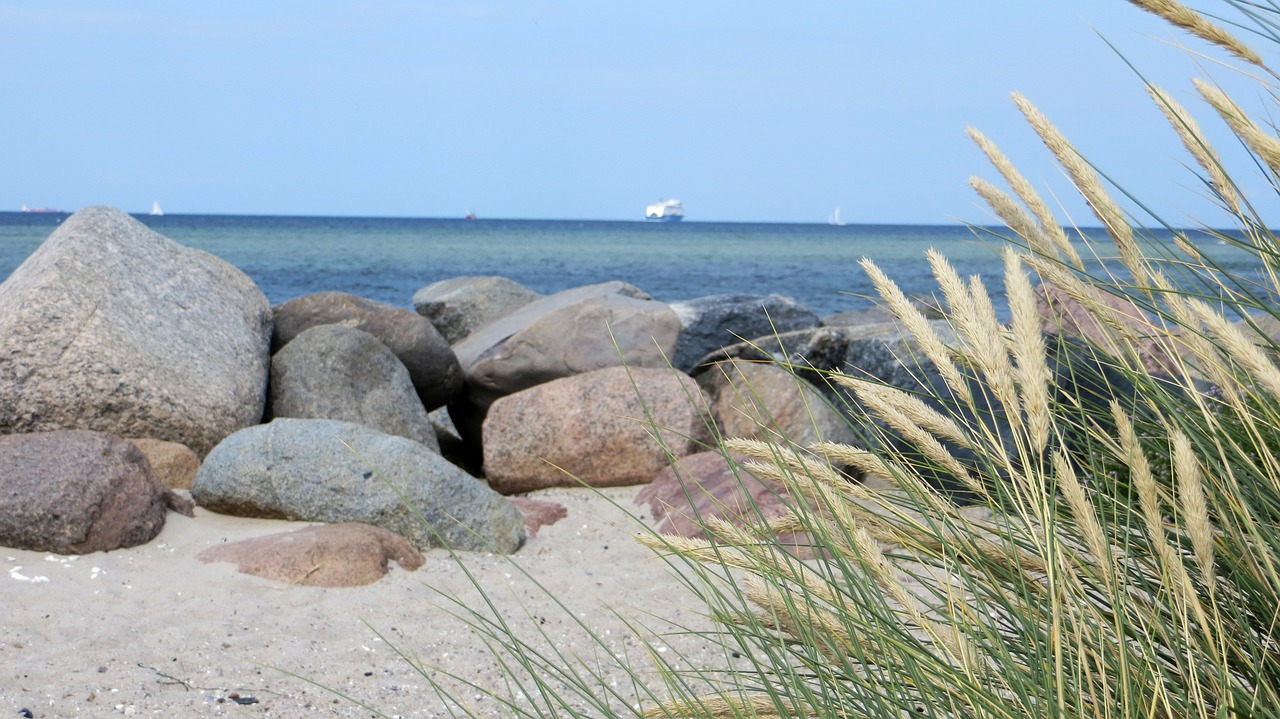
top-left (0, 205), bottom-right (1193, 584)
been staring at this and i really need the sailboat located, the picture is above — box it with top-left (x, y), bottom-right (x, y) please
top-left (150, 201), bottom-right (164, 217)
top-left (828, 207), bottom-right (845, 226)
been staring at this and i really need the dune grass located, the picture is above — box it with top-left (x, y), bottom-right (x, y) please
top-left (386, 2), bottom-right (1280, 716)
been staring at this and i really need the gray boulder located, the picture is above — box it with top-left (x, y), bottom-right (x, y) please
top-left (272, 292), bottom-right (463, 411)
top-left (191, 418), bottom-right (524, 553)
top-left (413, 276), bottom-right (542, 344)
top-left (0, 206), bottom-right (272, 456)
top-left (0, 430), bottom-right (190, 554)
top-left (697, 321), bottom-right (957, 399)
top-left (268, 325), bottom-right (439, 451)
top-left (482, 366), bottom-right (709, 494)
top-left (669, 294), bottom-right (820, 373)
top-left (450, 281), bottom-right (681, 448)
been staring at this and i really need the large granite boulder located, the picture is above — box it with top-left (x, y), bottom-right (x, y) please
top-left (0, 206), bottom-right (272, 456)
top-left (272, 292), bottom-right (463, 411)
top-left (0, 430), bottom-right (191, 554)
top-left (669, 294), bottom-right (820, 373)
top-left (482, 366), bottom-right (710, 494)
top-left (413, 276), bottom-right (542, 344)
top-left (697, 358), bottom-right (860, 450)
top-left (191, 418), bottom-right (524, 552)
top-left (450, 281), bottom-right (681, 448)
top-left (198, 523), bottom-right (424, 587)
top-left (268, 325), bottom-right (439, 451)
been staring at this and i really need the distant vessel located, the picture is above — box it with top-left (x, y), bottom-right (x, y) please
top-left (464, 209), bottom-right (476, 220)
top-left (829, 207), bottom-right (846, 226)
top-left (20, 204), bottom-right (63, 214)
top-left (150, 201), bottom-right (164, 216)
top-left (645, 198), bottom-right (685, 222)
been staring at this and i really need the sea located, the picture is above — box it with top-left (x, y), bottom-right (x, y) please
top-left (0, 212), bottom-right (1267, 320)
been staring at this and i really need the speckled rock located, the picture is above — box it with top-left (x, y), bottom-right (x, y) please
top-left (413, 275), bottom-right (542, 344)
top-left (268, 325), bottom-right (439, 451)
top-left (482, 366), bottom-right (709, 494)
top-left (272, 291), bottom-right (463, 411)
top-left (0, 206), bottom-right (272, 456)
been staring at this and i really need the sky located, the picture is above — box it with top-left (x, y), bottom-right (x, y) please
top-left (1, 1), bottom-right (1272, 225)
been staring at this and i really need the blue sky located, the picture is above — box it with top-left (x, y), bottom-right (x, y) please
top-left (1, 2), bottom-right (1269, 224)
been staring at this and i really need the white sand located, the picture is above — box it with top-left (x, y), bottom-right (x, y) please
top-left (0, 487), bottom-right (723, 718)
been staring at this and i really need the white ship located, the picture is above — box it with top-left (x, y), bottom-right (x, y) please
top-left (150, 201), bottom-right (164, 216)
top-left (645, 198), bottom-right (685, 222)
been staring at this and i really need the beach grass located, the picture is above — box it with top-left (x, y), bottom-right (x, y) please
top-left (382, 1), bottom-right (1280, 716)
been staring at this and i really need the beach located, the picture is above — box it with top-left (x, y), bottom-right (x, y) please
top-left (1, 486), bottom-right (717, 718)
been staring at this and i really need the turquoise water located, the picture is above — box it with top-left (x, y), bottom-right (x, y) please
top-left (0, 212), bottom-right (1267, 319)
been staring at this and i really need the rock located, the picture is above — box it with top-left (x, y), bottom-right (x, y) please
top-left (0, 206), bottom-right (272, 456)
top-left (0, 430), bottom-right (179, 554)
top-left (268, 325), bottom-right (439, 451)
top-left (197, 523), bottom-right (424, 587)
top-left (697, 359), bottom-right (860, 450)
top-left (450, 281), bottom-right (681, 448)
top-left (128, 438), bottom-right (200, 490)
top-left (508, 497), bottom-right (569, 538)
top-left (272, 292), bottom-right (463, 411)
top-left (821, 307), bottom-right (897, 327)
top-left (636, 451), bottom-right (813, 555)
top-left (697, 322), bottom-right (958, 406)
top-left (413, 276), bottom-right (542, 344)
top-left (1036, 283), bottom-right (1179, 376)
top-left (482, 366), bottom-right (709, 494)
top-left (669, 294), bottom-right (820, 373)
top-left (191, 418), bottom-right (524, 552)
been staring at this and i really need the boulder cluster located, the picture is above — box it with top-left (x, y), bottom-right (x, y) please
top-left (0, 206), bottom-right (1210, 586)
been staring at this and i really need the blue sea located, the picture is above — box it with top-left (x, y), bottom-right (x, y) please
top-left (0, 212), bottom-right (1267, 320)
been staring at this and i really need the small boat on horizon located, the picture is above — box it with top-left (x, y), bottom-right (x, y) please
top-left (150, 201), bottom-right (164, 217)
top-left (645, 198), bottom-right (685, 222)
top-left (829, 207), bottom-right (846, 226)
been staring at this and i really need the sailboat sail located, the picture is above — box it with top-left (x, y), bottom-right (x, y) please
top-left (150, 201), bottom-right (164, 216)
top-left (829, 207), bottom-right (845, 226)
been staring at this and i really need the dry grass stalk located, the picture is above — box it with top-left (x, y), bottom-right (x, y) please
top-left (1013, 92), bottom-right (1151, 288)
top-left (1111, 402), bottom-right (1212, 638)
top-left (967, 127), bottom-right (1083, 268)
top-left (1004, 249), bottom-right (1053, 454)
top-left (1148, 84), bottom-right (1242, 215)
top-left (1125, 0), bottom-right (1265, 67)
top-left (1190, 297), bottom-right (1280, 399)
top-left (860, 257), bottom-right (973, 405)
top-left (927, 250), bottom-right (1024, 435)
top-left (1172, 429), bottom-right (1216, 590)
top-left (829, 373), bottom-right (974, 449)
top-left (1195, 78), bottom-right (1280, 178)
top-left (1053, 450), bottom-right (1116, 586)
top-left (970, 176), bottom-right (1056, 256)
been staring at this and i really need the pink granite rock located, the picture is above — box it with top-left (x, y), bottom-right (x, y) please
top-left (197, 522), bottom-right (424, 587)
top-left (482, 366), bottom-right (709, 494)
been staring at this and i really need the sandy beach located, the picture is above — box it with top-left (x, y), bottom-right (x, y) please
top-left (1, 486), bottom-right (720, 718)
